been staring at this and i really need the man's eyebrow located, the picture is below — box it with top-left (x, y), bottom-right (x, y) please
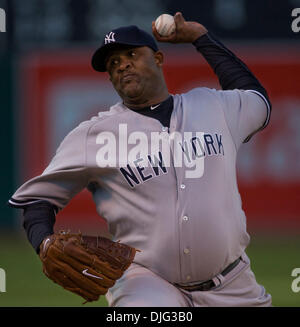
top-left (105, 46), bottom-right (143, 68)
top-left (105, 51), bottom-right (120, 64)
top-left (106, 54), bottom-right (117, 62)
top-left (108, 48), bottom-right (137, 59)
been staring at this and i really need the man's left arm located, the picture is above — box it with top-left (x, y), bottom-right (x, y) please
top-left (152, 12), bottom-right (271, 143)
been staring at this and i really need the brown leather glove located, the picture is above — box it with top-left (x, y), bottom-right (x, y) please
top-left (39, 231), bottom-right (138, 302)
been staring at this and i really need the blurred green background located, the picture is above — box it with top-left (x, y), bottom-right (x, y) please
top-left (0, 233), bottom-right (108, 307)
top-left (0, 232), bottom-right (299, 307)
top-left (1, 0), bottom-right (299, 307)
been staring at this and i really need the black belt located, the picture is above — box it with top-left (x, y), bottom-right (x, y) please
top-left (175, 257), bottom-right (242, 292)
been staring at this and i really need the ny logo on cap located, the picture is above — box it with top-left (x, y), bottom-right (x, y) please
top-left (105, 32), bottom-right (116, 44)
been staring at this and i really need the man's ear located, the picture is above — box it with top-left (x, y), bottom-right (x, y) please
top-left (154, 51), bottom-right (164, 67)
top-left (106, 71), bottom-right (112, 82)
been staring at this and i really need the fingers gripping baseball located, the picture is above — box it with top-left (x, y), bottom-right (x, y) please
top-left (152, 12), bottom-right (208, 44)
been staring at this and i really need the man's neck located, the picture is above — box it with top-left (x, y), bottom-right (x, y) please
top-left (124, 93), bottom-right (170, 111)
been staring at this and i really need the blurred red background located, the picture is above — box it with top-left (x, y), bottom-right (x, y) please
top-left (17, 45), bottom-right (300, 234)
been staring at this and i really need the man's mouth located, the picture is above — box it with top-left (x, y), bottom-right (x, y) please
top-left (121, 73), bottom-right (137, 83)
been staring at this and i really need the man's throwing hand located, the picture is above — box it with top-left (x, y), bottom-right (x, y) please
top-left (152, 12), bottom-right (208, 44)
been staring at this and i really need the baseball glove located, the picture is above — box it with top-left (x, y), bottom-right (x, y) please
top-left (39, 230), bottom-right (138, 303)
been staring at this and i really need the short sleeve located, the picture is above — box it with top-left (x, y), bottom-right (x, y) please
top-left (8, 122), bottom-right (91, 211)
top-left (218, 89), bottom-right (270, 149)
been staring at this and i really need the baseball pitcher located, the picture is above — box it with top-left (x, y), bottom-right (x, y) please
top-left (9, 12), bottom-right (272, 306)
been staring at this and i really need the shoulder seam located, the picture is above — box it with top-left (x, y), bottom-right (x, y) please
top-left (84, 108), bottom-right (129, 171)
top-left (214, 90), bottom-right (239, 152)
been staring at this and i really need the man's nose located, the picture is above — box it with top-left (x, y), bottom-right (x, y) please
top-left (118, 56), bottom-right (132, 72)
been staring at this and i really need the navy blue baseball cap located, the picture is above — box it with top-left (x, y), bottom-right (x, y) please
top-left (91, 25), bottom-right (159, 72)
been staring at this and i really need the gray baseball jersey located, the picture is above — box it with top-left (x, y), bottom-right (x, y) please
top-left (9, 87), bottom-right (270, 285)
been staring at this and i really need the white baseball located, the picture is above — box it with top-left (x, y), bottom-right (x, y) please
top-left (155, 14), bottom-right (176, 37)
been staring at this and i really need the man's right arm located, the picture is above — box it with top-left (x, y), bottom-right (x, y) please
top-left (8, 122), bottom-right (92, 253)
top-left (22, 201), bottom-right (56, 253)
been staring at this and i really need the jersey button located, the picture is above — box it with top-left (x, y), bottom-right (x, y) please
top-left (161, 126), bottom-right (168, 132)
top-left (183, 216), bottom-right (189, 221)
top-left (180, 184), bottom-right (186, 190)
top-left (184, 248), bottom-right (190, 254)
top-left (186, 275), bottom-right (191, 281)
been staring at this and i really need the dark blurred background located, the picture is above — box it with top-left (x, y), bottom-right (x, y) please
top-left (0, 0), bottom-right (299, 306)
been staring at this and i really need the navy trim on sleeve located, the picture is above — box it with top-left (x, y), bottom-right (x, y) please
top-left (193, 32), bottom-right (272, 112)
top-left (11, 200), bottom-right (57, 254)
top-left (8, 197), bottom-right (59, 214)
top-left (245, 90), bottom-right (271, 127)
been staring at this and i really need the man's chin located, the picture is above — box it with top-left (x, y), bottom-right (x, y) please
top-left (121, 86), bottom-right (143, 101)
